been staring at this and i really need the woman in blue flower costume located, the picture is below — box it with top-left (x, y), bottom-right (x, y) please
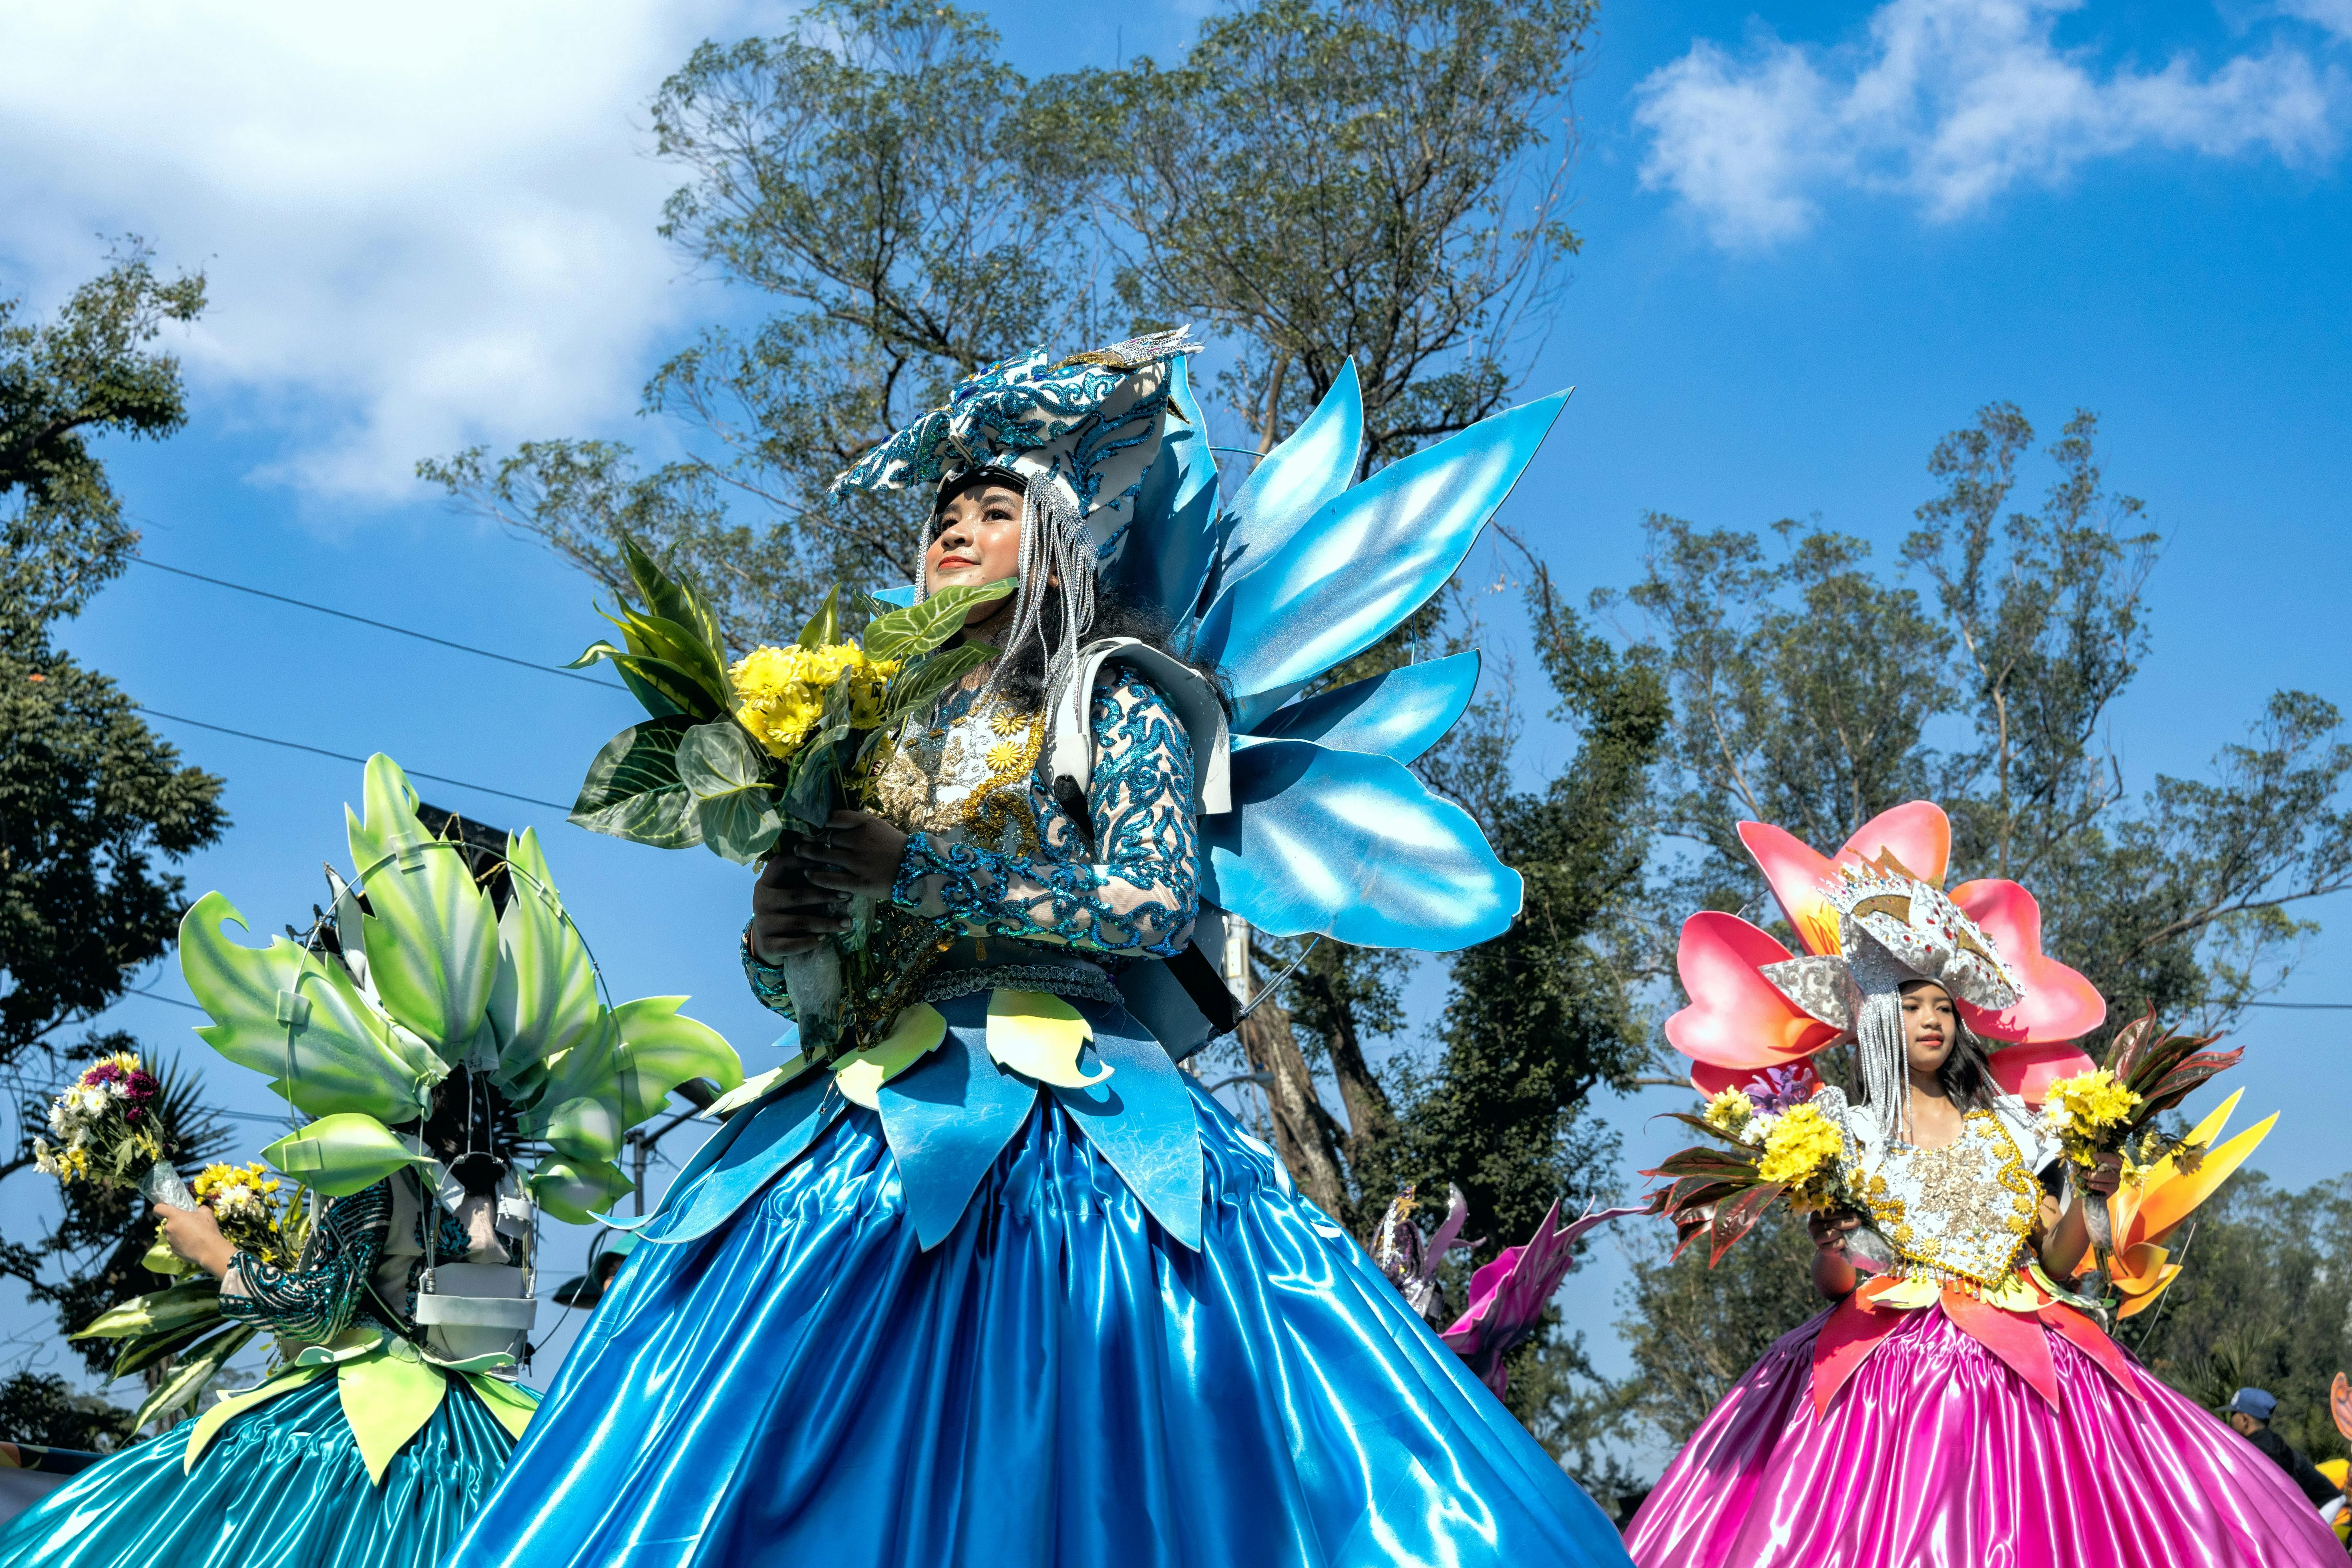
top-left (448, 334), bottom-right (1629, 1568)
top-left (0, 760), bottom-right (742, 1568)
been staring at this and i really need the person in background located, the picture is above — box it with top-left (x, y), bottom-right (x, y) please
top-left (2225, 1387), bottom-right (2346, 1531)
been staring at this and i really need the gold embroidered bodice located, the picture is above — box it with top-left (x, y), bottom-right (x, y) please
top-left (1855, 1110), bottom-right (2042, 1287)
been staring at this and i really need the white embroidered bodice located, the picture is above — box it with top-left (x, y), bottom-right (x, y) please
top-left (1817, 1089), bottom-right (2059, 1287)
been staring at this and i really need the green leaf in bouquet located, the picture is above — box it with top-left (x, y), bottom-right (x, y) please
top-left (179, 891), bottom-right (436, 1125)
top-left (128, 1323), bottom-right (255, 1431)
top-left (263, 1113), bottom-right (438, 1198)
top-left (878, 643), bottom-right (995, 728)
top-left (620, 533), bottom-right (727, 669)
top-left (570, 717), bottom-right (703, 849)
top-left (572, 635), bottom-right (726, 723)
top-left (676, 721), bottom-right (784, 864)
top-left (609, 996), bottom-right (743, 1126)
top-left (861, 578), bottom-right (1014, 662)
top-left (141, 1230), bottom-right (194, 1277)
top-left (609, 606), bottom-right (732, 714)
top-left (488, 827), bottom-right (605, 1094)
top-left (345, 755), bottom-right (500, 1064)
top-left (783, 724), bottom-right (852, 829)
top-left (72, 1280), bottom-right (224, 1341)
top-left (107, 1313), bottom-right (229, 1379)
top-left (527, 1155), bottom-right (636, 1225)
top-left (796, 583), bottom-right (841, 650)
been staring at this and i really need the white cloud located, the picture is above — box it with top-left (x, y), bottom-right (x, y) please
top-left (1634, 0), bottom-right (2345, 249)
top-left (2280, 0), bottom-right (2352, 42)
top-left (0, 2), bottom-right (776, 501)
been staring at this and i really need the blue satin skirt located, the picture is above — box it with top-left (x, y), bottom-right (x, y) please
top-left (446, 1085), bottom-right (1628, 1567)
top-left (0, 1375), bottom-right (513, 1568)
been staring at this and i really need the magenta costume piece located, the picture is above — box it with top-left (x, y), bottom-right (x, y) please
top-left (1625, 1299), bottom-right (2345, 1567)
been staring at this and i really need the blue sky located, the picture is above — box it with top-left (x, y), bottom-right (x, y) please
top-left (3, 0), bottom-right (2347, 1414)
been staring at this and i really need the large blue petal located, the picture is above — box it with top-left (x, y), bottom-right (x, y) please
top-left (1100, 356), bottom-right (1219, 631)
top-left (1206, 361), bottom-right (1362, 607)
top-left (877, 993), bottom-right (1042, 1249)
top-left (1201, 736), bottom-right (1522, 949)
top-left (629, 1071), bottom-right (844, 1245)
top-left (1050, 1006), bottom-right (1203, 1250)
top-left (1197, 391), bottom-right (1571, 731)
top-left (868, 583), bottom-right (918, 609)
top-left (1244, 651), bottom-right (1480, 765)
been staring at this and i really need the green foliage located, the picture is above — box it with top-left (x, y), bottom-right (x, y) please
top-left (1615, 1205), bottom-right (1824, 1449)
top-left (0, 1371), bottom-right (136, 1451)
top-left (2124, 1172), bottom-right (2352, 1466)
top-left (2, 239), bottom-right (207, 640)
top-left (1368, 573), bottom-right (1669, 1258)
top-left (1614, 404), bottom-right (2352, 1038)
top-left (2, 246), bottom-right (225, 1376)
top-left (423, 0), bottom-right (1088, 641)
top-left (424, 0), bottom-right (1588, 633)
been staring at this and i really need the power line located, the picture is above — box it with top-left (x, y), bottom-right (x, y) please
top-left (129, 556), bottom-right (624, 691)
top-left (133, 706), bottom-right (572, 812)
top-left (125, 987), bottom-right (205, 1013)
top-left (2244, 1001), bottom-right (2352, 1010)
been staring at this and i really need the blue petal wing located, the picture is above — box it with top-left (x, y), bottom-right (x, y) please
top-left (1206, 361), bottom-right (1362, 605)
top-left (868, 584), bottom-right (919, 609)
top-left (1201, 736), bottom-right (1522, 949)
top-left (1196, 390), bottom-right (1571, 731)
top-left (876, 993), bottom-right (1043, 1250)
top-left (1050, 1007), bottom-right (1204, 1251)
top-left (1243, 651), bottom-right (1480, 765)
top-left (1099, 355), bottom-right (1219, 630)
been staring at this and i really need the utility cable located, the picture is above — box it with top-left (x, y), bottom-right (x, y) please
top-left (133, 706), bottom-right (571, 812)
top-left (2243, 1001), bottom-right (2352, 1010)
top-left (129, 556), bottom-right (623, 690)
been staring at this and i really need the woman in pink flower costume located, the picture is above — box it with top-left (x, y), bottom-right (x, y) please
top-left (1622, 802), bottom-right (2344, 1567)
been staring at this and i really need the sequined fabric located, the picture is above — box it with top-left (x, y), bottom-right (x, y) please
top-left (1854, 1111), bottom-right (2042, 1288)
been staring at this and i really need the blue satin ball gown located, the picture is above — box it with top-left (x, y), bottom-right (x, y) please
top-left (445, 673), bottom-right (1627, 1568)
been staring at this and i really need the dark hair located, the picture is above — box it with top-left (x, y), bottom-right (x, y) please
top-left (984, 581), bottom-right (1228, 714)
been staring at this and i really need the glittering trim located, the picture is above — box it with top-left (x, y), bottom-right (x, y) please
top-left (918, 964), bottom-right (1123, 1009)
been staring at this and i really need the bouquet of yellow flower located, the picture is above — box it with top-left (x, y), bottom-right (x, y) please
top-left (190, 1161), bottom-right (296, 1267)
top-left (1641, 1082), bottom-right (1863, 1266)
top-left (34, 1050), bottom-right (195, 1210)
top-left (566, 537), bottom-right (1012, 1055)
top-left (2037, 1005), bottom-right (2247, 1281)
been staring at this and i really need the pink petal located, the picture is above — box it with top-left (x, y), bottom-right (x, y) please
top-left (1737, 821), bottom-right (1841, 956)
top-left (1666, 913), bottom-right (1842, 1070)
top-left (1988, 1039), bottom-right (2099, 1108)
top-left (1950, 879), bottom-right (2108, 1043)
top-left (1833, 802), bottom-right (1951, 887)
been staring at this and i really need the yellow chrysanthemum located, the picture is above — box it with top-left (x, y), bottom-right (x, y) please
top-left (728, 642), bottom-right (902, 758)
top-left (2044, 1068), bottom-right (2139, 1138)
top-left (1756, 1103), bottom-right (1844, 1191)
top-left (1703, 1088), bottom-right (1755, 1136)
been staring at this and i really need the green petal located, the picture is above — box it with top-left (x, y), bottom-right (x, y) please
top-left (527, 1155), bottom-right (635, 1224)
top-left (344, 754), bottom-right (499, 1062)
top-left (263, 1114), bottom-right (438, 1198)
top-left (338, 1349), bottom-right (450, 1485)
top-left (179, 891), bottom-right (434, 1124)
top-left (487, 827), bottom-right (603, 1089)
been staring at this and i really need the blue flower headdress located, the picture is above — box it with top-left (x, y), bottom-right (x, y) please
top-left (832, 328), bottom-right (1204, 700)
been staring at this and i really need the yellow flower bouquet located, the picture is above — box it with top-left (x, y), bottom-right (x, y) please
top-left (565, 537), bottom-right (1012, 1056)
top-left (1643, 1084), bottom-right (1862, 1266)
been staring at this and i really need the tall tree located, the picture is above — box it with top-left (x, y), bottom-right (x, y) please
top-left (423, 0), bottom-right (1091, 644)
top-left (1, 244), bottom-right (231, 1357)
top-left (1029, 0), bottom-right (1590, 468)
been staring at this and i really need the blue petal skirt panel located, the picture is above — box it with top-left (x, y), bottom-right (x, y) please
top-left (446, 1086), bottom-right (1628, 1568)
top-left (0, 1375), bottom-right (513, 1568)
